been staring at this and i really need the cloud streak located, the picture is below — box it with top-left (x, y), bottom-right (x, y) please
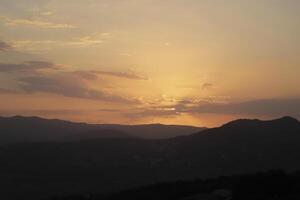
top-left (125, 98), bottom-right (300, 120)
top-left (125, 108), bottom-right (178, 118)
top-left (63, 70), bottom-right (148, 81)
top-left (0, 60), bottom-right (144, 104)
top-left (159, 98), bottom-right (300, 120)
top-left (181, 99), bottom-right (300, 117)
top-left (0, 61), bottom-right (148, 80)
top-left (0, 40), bottom-right (12, 51)
top-left (202, 83), bottom-right (213, 90)
top-left (0, 88), bottom-right (17, 94)
top-left (18, 74), bottom-right (137, 104)
top-left (0, 16), bottom-right (75, 29)
top-left (0, 61), bottom-right (57, 73)
top-left (91, 70), bottom-right (148, 80)
top-left (12, 35), bottom-right (107, 50)
top-left (0, 109), bottom-right (85, 117)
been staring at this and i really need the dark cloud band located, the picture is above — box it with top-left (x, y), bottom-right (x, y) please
top-left (0, 40), bottom-right (12, 51)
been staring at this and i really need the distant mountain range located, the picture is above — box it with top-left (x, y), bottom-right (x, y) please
top-left (1, 116), bottom-right (300, 200)
top-left (0, 116), bottom-right (205, 144)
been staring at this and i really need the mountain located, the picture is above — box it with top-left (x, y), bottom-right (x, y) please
top-left (64, 129), bottom-right (135, 141)
top-left (169, 116), bottom-right (300, 178)
top-left (0, 116), bottom-right (300, 200)
top-left (0, 116), bottom-right (205, 144)
top-left (55, 170), bottom-right (299, 200)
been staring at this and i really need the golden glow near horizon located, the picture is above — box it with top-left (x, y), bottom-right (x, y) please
top-left (0, 0), bottom-right (300, 127)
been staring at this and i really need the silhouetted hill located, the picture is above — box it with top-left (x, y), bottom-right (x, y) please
top-left (168, 116), bottom-right (300, 178)
top-left (1, 116), bottom-right (300, 199)
top-left (66, 129), bottom-right (134, 140)
top-left (0, 116), bottom-right (92, 144)
top-left (220, 116), bottom-right (300, 130)
top-left (0, 116), bottom-right (205, 144)
top-left (50, 170), bottom-right (300, 200)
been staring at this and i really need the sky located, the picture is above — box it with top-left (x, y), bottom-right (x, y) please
top-left (0, 0), bottom-right (299, 127)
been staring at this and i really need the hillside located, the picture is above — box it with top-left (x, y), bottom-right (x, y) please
top-left (0, 116), bottom-right (300, 199)
top-left (49, 170), bottom-right (300, 200)
top-left (0, 116), bottom-right (205, 144)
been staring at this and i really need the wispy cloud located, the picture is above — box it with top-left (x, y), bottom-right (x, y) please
top-left (11, 36), bottom-right (108, 52)
top-left (61, 69), bottom-right (148, 81)
top-left (91, 70), bottom-right (148, 80)
top-left (0, 60), bottom-right (148, 80)
top-left (40, 11), bottom-right (55, 17)
top-left (18, 74), bottom-right (137, 104)
top-left (178, 99), bottom-right (300, 117)
top-left (0, 60), bottom-right (146, 104)
top-left (123, 98), bottom-right (300, 120)
top-left (0, 109), bottom-right (85, 117)
top-left (0, 16), bottom-right (75, 29)
top-left (202, 83), bottom-right (213, 90)
top-left (0, 61), bottom-right (58, 73)
top-left (0, 40), bottom-right (12, 51)
top-left (66, 36), bottom-right (104, 46)
top-left (0, 88), bottom-right (17, 94)
top-left (124, 107), bottom-right (178, 118)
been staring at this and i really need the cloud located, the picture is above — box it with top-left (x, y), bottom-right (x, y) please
top-left (11, 33), bottom-right (112, 53)
top-left (0, 16), bottom-right (75, 29)
top-left (12, 39), bottom-right (104, 52)
top-left (0, 61), bottom-right (148, 81)
top-left (0, 61), bottom-right (57, 73)
top-left (70, 71), bottom-right (99, 80)
top-left (124, 98), bottom-right (300, 120)
top-left (0, 40), bottom-right (12, 51)
top-left (0, 60), bottom-right (147, 103)
top-left (202, 83), bottom-right (213, 90)
top-left (66, 36), bottom-right (103, 46)
top-left (0, 88), bottom-right (17, 94)
top-left (176, 98), bottom-right (300, 118)
top-left (17, 74), bottom-right (137, 104)
top-left (125, 108), bottom-right (178, 118)
top-left (91, 70), bottom-right (148, 80)
top-left (97, 108), bottom-right (123, 112)
top-left (68, 70), bottom-right (148, 81)
top-left (0, 109), bottom-right (84, 116)
top-left (40, 11), bottom-right (55, 17)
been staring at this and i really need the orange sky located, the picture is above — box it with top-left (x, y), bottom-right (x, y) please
top-left (0, 0), bottom-right (300, 127)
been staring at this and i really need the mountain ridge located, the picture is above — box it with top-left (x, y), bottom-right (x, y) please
top-left (0, 115), bottom-right (206, 144)
top-left (1, 116), bottom-right (300, 200)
